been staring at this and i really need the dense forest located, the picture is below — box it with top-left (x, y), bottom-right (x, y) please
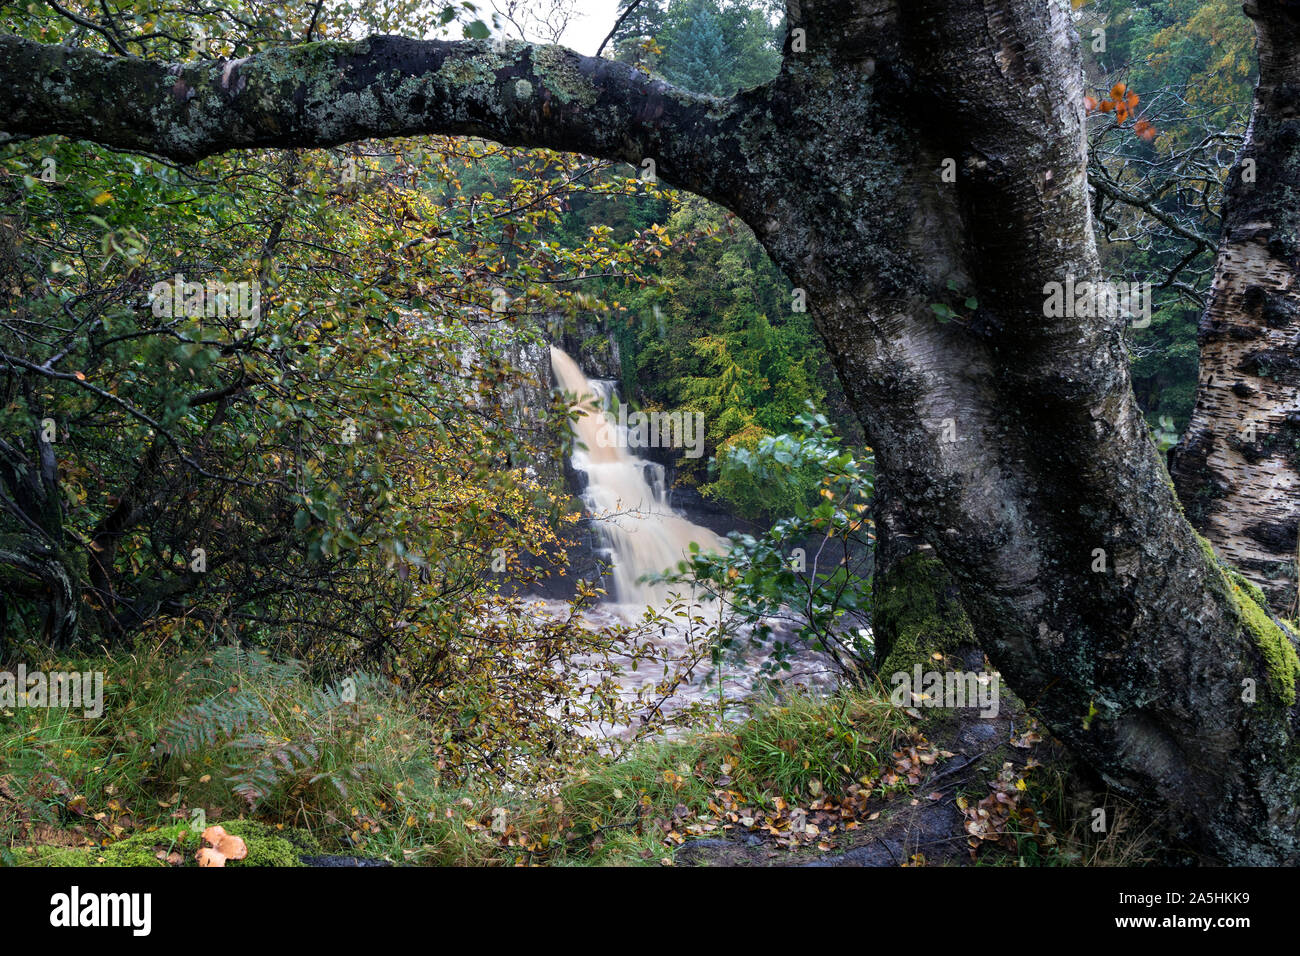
top-left (1, 0), bottom-right (1299, 900)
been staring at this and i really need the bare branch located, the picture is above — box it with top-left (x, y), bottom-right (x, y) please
top-left (596, 0), bottom-right (644, 58)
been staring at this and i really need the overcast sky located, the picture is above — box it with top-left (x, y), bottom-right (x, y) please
top-left (537, 1), bottom-right (622, 55)
top-left (362, 2), bottom-right (623, 54)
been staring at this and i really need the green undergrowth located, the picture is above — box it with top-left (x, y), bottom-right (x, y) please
top-left (1, 645), bottom-right (920, 866)
top-left (0, 646), bottom-right (482, 867)
top-left (2, 645), bottom-right (1128, 868)
top-left (517, 692), bottom-right (911, 865)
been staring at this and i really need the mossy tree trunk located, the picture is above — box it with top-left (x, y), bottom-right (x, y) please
top-left (6, 0), bottom-right (1300, 862)
top-left (1171, 0), bottom-right (1300, 612)
top-left (870, 471), bottom-right (976, 678)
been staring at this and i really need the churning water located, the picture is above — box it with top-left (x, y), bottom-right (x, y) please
top-left (542, 346), bottom-right (837, 738)
top-left (549, 344), bottom-right (727, 612)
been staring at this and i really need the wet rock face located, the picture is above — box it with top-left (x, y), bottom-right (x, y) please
top-left (503, 517), bottom-right (610, 601)
top-left (552, 313), bottom-right (622, 382)
top-left (499, 329), bottom-right (565, 488)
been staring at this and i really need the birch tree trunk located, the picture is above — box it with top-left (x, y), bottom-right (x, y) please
top-left (1171, 0), bottom-right (1300, 612)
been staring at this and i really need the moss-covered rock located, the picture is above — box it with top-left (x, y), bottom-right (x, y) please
top-left (224, 818), bottom-right (323, 855)
top-left (17, 818), bottom-right (316, 867)
top-left (220, 820), bottom-right (313, 867)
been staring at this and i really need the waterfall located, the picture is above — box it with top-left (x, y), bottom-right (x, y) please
top-left (549, 345), bottom-right (726, 612)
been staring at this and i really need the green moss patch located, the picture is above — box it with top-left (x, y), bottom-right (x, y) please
top-left (874, 552), bottom-right (976, 676)
top-left (1195, 533), bottom-right (1300, 705)
top-left (16, 819), bottom-right (315, 867)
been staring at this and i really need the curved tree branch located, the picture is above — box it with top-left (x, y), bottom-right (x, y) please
top-left (0, 33), bottom-right (749, 204)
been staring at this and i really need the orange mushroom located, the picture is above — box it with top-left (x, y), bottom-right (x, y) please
top-left (216, 832), bottom-right (248, 861)
top-left (196, 846), bottom-right (225, 867)
top-left (195, 825), bottom-right (249, 867)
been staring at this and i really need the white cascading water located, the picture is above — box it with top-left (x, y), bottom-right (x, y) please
top-left (542, 345), bottom-right (836, 740)
top-left (549, 344), bottom-right (727, 613)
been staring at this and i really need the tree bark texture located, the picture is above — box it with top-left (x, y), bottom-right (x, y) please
top-left (1172, 0), bottom-right (1300, 612)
